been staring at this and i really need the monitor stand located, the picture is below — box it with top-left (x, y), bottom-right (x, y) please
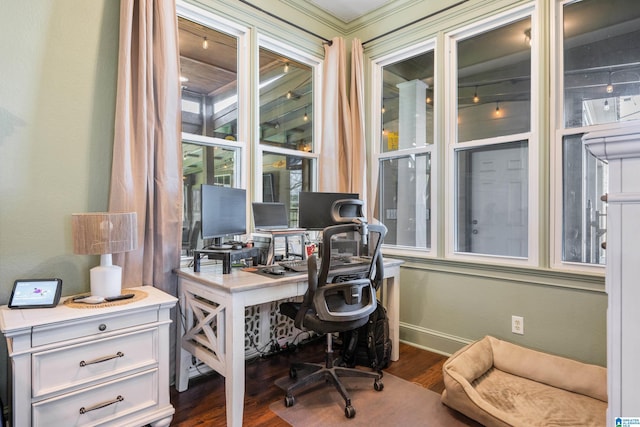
top-left (193, 246), bottom-right (261, 274)
top-left (207, 237), bottom-right (232, 250)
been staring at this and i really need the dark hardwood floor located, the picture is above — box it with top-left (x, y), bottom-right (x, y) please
top-left (170, 339), bottom-right (451, 426)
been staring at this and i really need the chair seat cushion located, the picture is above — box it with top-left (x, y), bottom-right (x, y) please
top-left (279, 301), bottom-right (300, 320)
top-left (279, 301), bottom-right (369, 334)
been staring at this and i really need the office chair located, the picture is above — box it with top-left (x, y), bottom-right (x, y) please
top-left (279, 220), bottom-right (387, 419)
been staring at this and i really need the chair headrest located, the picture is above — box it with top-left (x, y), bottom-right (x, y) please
top-left (330, 199), bottom-right (366, 224)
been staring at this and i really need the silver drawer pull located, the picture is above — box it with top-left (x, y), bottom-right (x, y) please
top-left (79, 351), bottom-right (124, 367)
top-left (79, 395), bottom-right (124, 414)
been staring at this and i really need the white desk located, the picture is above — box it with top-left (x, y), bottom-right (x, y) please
top-left (174, 258), bottom-right (402, 427)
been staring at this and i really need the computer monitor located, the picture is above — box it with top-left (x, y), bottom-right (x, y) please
top-left (298, 191), bottom-right (360, 230)
top-left (252, 202), bottom-right (289, 230)
top-left (201, 184), bottom-right (246, 248)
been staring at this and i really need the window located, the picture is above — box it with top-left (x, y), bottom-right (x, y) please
top-left (177, 11), bottom-right (248, 255)
top-left (258, 42), bottom-right (318, 222)
top-left (455, 141), bottom-right (528, 257)
top-left (178, 17), bottom-right (239, 140)
top-left (553, 0), bottom-right (640, 269)
top-left (376, 47), bottom-right (435, 250)
top-left (448, 11), bottom-right (534, 262)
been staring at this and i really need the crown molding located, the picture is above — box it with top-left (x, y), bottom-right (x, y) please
top-left (280, 0), bottom-right (427, 37)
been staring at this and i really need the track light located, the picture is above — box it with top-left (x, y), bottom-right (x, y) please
top-left (473, 86), bottom-right (479, 103)
top-left (604, 100), bottom-right (610, 111)
top-left (495, 102), bottom-right (501, 117)
top-left (284, 63), bottom-right (289, 73)
top-left (286, 91), bottom-right (292, 99)
top-left (606, 71), bottom-right (614, 93)
top-left (303, 109), bottom-right (308, 121)
top-left (381, 104), bottom-right (386, 114)
top-left (202, 37), bottom-right (208, 49)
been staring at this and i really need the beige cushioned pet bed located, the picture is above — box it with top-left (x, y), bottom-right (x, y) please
top-left (441, 336), bottom-right (606, 427)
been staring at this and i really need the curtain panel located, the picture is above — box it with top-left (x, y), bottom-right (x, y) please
top-left (109, 0), bottom-right (182, 298)
top-left (349, 39), bottom-right (369, 217)
top-left (319, 37), bottom-right (369, 217)
top-left (319, 37), bottom-right (351, 193)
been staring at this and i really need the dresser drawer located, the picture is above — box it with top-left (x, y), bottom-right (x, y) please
top-left (32, 328), bottom-right (158, 399)
top-left (32, 368), bottom-right (159, 427)
top-left (32, 308), bottom-right (158, 347)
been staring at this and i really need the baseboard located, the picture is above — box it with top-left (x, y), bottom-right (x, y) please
top-left (399, 323), bottom-right (473, 356)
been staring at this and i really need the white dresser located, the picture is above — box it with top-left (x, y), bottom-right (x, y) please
top-left (0, 285), bottom-right (176, 427)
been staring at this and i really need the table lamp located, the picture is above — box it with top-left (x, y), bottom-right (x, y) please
top-left (72, 212), bottom-right (137, 298)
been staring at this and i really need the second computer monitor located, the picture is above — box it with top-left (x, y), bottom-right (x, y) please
top-left (298, 191), bottom-right (360, 230)
top-left (252, 202), bottom-right (289, 230)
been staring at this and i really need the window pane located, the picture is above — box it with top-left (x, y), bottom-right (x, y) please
top-left (455, 141), bottom-right (528, 257)
top-left (457, 17), bottom-right (531, 142)
top-left (563, 0), bottom-right (640, 128)
top-left (262, 152), bottom-right (314, 226)
top-left (562, 134), bottom-right (607, 264)
top-left (379, 153), bottom-right (431, 248)
top-left (381, 50), bottom-right (434, 153)
top-left (178, 17), bottom-right (238, 140)
top-left (259, 48), bottom-right (313, 152)
top-left (182, 142), bottom-right (241, 254)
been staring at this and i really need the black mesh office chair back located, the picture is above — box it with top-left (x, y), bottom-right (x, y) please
top-left (279, 218), bottom-right (387, 419)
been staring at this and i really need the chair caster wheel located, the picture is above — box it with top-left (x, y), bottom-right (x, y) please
top-left (284, 394), bottom-right (295, 407)
top-left (289, 367), bottom-right (297, 379)
top-left (374, 379), bottom-right (384, 391)
top-left (345, 405), bottom-right (356, 418)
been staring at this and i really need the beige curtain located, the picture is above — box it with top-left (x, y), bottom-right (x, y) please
top-left (349, 38), bottom-right (369, 217)
top-left (109, 0), bottom-right (182, 298)
top-left (320, 38), bottom-right (371, 219)
top-left (319, 37), bottom-right (352, 192)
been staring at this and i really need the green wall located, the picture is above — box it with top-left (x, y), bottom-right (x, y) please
top-left (397, 260), bottom-right (606, 365)
top-left (0, 0), bottom-right (120, 407)
top-left (0, 0), bottom-right (119, 299)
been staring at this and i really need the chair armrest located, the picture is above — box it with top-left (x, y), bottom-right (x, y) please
top-left (295, 255), bottom-right (319, 328)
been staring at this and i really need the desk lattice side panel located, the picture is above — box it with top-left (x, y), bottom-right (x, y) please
top-left (244, 297), bottom-right (305, 358)
top-left (182, 290), bottom-right (306, 365)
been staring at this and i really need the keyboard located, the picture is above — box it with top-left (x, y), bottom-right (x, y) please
top-left (330, 255), bottom-right (372, 266)
top-left (278, 256), bottom-right (371, 273)
top-left (278, 259), bottom-right (309, 272)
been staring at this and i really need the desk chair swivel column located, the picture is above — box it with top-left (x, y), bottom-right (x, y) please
top-left (279, 222), bottom-right (387, 419)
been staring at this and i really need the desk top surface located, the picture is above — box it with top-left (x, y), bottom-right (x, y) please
top-left (175, 257), bottom-right (403, 294)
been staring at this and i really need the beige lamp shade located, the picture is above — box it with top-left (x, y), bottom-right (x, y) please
top-left (72, 212), bottom-right (137, 297)
top-left (72, 212), bottom-right (138, 255)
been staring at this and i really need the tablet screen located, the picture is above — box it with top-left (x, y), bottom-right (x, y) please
top-left (9, 279), bottom-right (62, 309)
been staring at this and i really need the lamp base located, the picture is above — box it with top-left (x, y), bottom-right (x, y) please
top-left (90, 262), bottom-right (122, 298)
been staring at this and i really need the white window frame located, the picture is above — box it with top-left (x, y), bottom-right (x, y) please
top-left (549, 0), bottom-right (628, 274)
top-left (177, 2), bottom-right (251, 261)
top-left (177, 1), bottom-right (251, 191)
top-left (444, 4), bottom-right (540, 267)
top-left (255, 34), bottom-right (322, 201)
top-left (370, 39), bottom-right (438, 258)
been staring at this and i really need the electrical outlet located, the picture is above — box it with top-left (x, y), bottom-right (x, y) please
top-left (512, 315), bottom-right (524, 335)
